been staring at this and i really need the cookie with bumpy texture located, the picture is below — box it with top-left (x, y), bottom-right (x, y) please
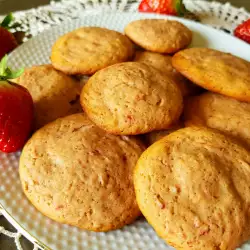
top-left (172, 48), bottom-right (250, 102)
top-left (184, 92), bottom-right (250, 148)
top-left (15, 65), bottom-right (81, 129)
top-left (80, 62), bottom-right (183, 135)
top-left (125, 19), bottom-right (192, 54)
top-left (19, 113), bottom-right (144, 232)
top-left (51, 27), bottom-right (134, 75)
top-left (134, 51), bottom-right (200, 97)
top-left (134, 127), bottom-right (250, 250)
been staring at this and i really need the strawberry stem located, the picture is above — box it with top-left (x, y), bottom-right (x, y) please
top-left (0, 55), bottom-right (24, 81)
top-left (1, 13), bottom-right (14, 30)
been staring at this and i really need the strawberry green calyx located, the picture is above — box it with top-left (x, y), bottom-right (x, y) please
top-left (1, 13), bottom-right (14, 30)
top-left (175, 0), bottom-right (187, 16)
top-left (0, 55), bottom-right (24, 81)
top-left (175, 0), bottom-right (199, 20)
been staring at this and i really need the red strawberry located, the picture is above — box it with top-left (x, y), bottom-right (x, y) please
top-left (0, 55), bottom-right (34, 153)
top-left (234, 19), bottom-right (250, 44)
top-left (138, 0), bottom-right (187, 16)
top-left (0, 13), bottom-right (17, 60)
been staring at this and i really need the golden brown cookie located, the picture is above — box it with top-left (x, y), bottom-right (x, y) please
top-left (51, 27), bottom-right (134, 75)
top-left (134, 127), bottom-right (250, 250)
top-left (134, 51), bottom-right (200, 96)
top-left (125, 19), bottom-right (192, 54)
top-left (144, 122), bottom-right (183, 145)
top-left (15, 65), bottom-right (81, 129)
top-left (81, 62), bottom-right (183, 135)
top-left (172, 48), bottom-right (250, 102)
top-left (19, 113), bottom-right (144, 232)
top-left (184, 92), bottom-right (250, 148)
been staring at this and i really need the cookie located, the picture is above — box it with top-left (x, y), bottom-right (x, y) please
top-left (51, 27), bottom-right (134, 75)
top-left (172, 48), bottom-right (250, 102)
top-left (80, 62), bottom-right (183, 135)
top-left (144, 122), bottom-right (183, 145)
top-left (134, 127), bottom-right (250, 250)
top-left (125, 19), bottom-right (192, 54)
top-left (134, 51), bottom-right (200, 96)
top-left (19, 113), bottom-right (144, 232)
top-left (184, 92), bottom-right (250, 148)
top-left (15, 65), bottom-right (82, 129)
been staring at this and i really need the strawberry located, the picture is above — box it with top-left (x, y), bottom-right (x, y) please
top-left (234, 19), bottom-right (250, 44)
top-left (0, 13), bottom-right (18, 60)
top-left (138, 0), bottom-right (187, 16)
top-left (0, 55), bottom-right (34, 153)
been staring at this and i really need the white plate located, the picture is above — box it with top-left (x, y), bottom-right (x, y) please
top-left (1, 12), bottom-right (250, 250)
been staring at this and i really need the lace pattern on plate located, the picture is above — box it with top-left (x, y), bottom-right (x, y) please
top-left (2, 0), bottom-right (250, 40)
top-left (0, 211), bottom-right (38, 250)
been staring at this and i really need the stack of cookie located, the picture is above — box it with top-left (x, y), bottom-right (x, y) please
top-left (18, 18), bottom-right (250, 249)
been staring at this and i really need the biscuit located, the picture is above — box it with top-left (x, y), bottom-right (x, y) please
top-left (134, 127), bottom-right (250, 249)
top-left (144, 122), bottom-right (183, 145)
top-left (15, 65), bottom-right (81, 129)
top-left (134, 51), bottom-right (200, 96)
top-left (184, 92), bottom-right (250, 148)
top-left (125, 19), bottom-right (192, 54)
top-left (51, 27), bottom-right (134, 75)
top-left (80, 62), bottom-right (183, 135)
top-left (172, 48), bottom-right (250, 102)
top-left (19, 113), bottom-right (144, 232)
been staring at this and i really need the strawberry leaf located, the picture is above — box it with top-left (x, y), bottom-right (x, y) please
top-left (1, 13), bottom-right (14, 30)
top-left (5, 67), bottom-right (24, 79)
top-left (0, 55), bottom-right (24, 80)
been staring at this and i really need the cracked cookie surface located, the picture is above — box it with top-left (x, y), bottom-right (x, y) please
top-left (19, 113), bottom-right (144, 231)
top-left (80, 62), bottom-right (183, 135)
top-left (184, 92), bottom-right (250, 148)
top-left (125, 19), bottom-right (192, 54)
top-left (134, 127), bottom-right (250, 249)
top-left (172, 48), bottom-right (250, 102)
top-left (51, 27), bottom-right (134, 75)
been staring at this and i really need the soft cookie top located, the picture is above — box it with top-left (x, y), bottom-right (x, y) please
top-left (15, 65), bottom-right (81, 129)
top-left (51, 27), bottom-right (134, 75)
top-left (80, 62), bottom-right (183, 135)
top-left (134, 127), bottom-right (250, 250)
top-left (125, 19), bottom-right (192, 54)
top-left (172, 48), bottom-right (250, 102)
top-left (19, 113), bottom-right (144, 232)
top-left (184, 92), bottom-right (250, 148)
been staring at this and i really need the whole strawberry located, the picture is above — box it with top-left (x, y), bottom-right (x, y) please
top-left (234, 19), bottom-right (250, 44)
top-left (138, 0), bottom-right (187, 16)
top-left (0, 13), bottom-right (17, 60)
top-left (0, 56), bottom-right (34, 153)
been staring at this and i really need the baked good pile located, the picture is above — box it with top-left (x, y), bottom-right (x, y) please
top-left (17, 18), bottom-right (250, 249)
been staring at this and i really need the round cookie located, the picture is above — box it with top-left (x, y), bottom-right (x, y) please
top-left (80, 62), bottom-right (183, 135)
top-left (134, 51), bottom-right (200, 97)
top-left (51, 27), bottom-right (134, 75)
top-left (125, 19), bottom-right (192, 54)
top-left (19, 113), bottom-right (144, 232)
top-left (172, 48), bottom-right (250, 102)
top-left (15, 65), bottom-right (82, 129)
top-left (134, 127), bottom-right (250, 250)
top-left (144, 122), bottom-right (183, 145)
top-left (184, 92), bottom-right (250, 148)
